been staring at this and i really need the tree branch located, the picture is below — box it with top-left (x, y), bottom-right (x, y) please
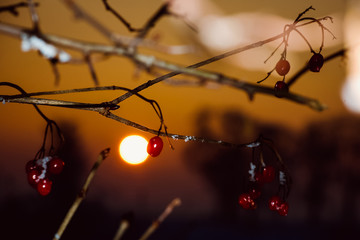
top-left (0, 15), bottom-right (333, 111)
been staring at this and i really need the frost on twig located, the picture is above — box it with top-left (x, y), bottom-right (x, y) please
top-left (248, 162), bottom-right (256, 182)
top-left (279, 171), bottom-right (286, 185)
top-left (21, 33), bottom-right (71, 62)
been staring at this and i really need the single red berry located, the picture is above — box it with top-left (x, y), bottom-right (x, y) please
top-left (308, 53), bottom-right (324, 72)
top-left (268, 195), bottom-right (282, 211)
top-left (278, 202), bottom-right (289, 216)
top-left (254, 171), bottom-right (264, 185)
top-left (147, 136), bottom-right (163, 157)
top-left (274, 81), bottom-right (289, 98)
top-left (238, 193), bottom-right (256, 210)
top-left (275, 59), bottom-right (290, 76)
top-left (47, 157), bottom-right (64, 175)
top-left (37, 178), bottom-right (52, 196)
top-left (27, 169), bottom-right (41, 188)
top-left (262, 166), bottom-right (275, 183)
top-left (25, 160), bottom-right (38, 173)
top-left (249, 187), bottom-right (261, 199)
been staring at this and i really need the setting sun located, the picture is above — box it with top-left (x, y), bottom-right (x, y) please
top-left (119, 135), bottom-right (149, 165)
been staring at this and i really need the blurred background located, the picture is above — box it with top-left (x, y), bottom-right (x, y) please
top-left (0, 0), bottom-right (359, 239)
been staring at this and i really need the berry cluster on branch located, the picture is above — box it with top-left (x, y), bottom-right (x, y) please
top-left (0, 0), bottom-right (343, 225)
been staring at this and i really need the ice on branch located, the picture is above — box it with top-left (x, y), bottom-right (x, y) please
top-left (248, 162), bottom-right (256, 181)
top-left (246, 142), bottom-right (261, 148)
top-left (36, 156), bottom-right (52, 179)
top-left (279, 171), bottom-right (286, 185)
top-left (21, 34), bottom-right (71, 62)
top-left (171, 135), bottom-right (179, 140)
top-left (184, 136), bottom-right (195, 142)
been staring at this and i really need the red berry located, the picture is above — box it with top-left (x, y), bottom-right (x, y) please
top-left (268, 195), bottom-right (282, 211)
top-left (274, 81), bottom-right (289, 98)
top-left (254, 171), bottom-right (264, 185)
top-left (37, 178), bottom-right (52, 196)
top-left (262, 166), bottom-right (275, 183)
top-left (27, 169), bottom-right (41, 188)
top-left (147, 136), bottom-right (163, 157)
top-left (249, 188), bottom-right (261, 199)
top-left (25, 160), bottom-right (38, 173)
top-left (275, 59), bottom-right (290, 76)
top-left (238, 193), bottom-right (256, 210)
top-left (278, 202), bottom-right (289, 216)
top-left (308, 53), bottom-right (324, 72)
top-left (47, 157), bottom-right (64, 175)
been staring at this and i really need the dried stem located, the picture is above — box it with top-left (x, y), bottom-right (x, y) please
top-left (53, 148), bottom-right (110, 240)
top-left (139, 198), bottom-right (181, 240)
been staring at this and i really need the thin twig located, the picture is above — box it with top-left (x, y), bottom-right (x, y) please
top-left (139, 198), bottom-right (181, 240)
top-left (27, 0), bottom-right (39, 31)
top-left (0, 1), bottom-right (39, 16)
top-left (102, 0), bottom-right (142, 32)
top-left (61, 0), bottom-right (121, 45)
top-left (48, 58), bottom-right (61, 86)
top-left (129, 3), bottom-right (170, 49)
top-left (294, 6), bottom-right (315, 23)
top-left (84, 54), bottom-right (99, 86)
top-left (53, 148), bottom-right (111, 240)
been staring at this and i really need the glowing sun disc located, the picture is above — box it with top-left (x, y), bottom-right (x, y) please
top-left (119, 135), bottom-right (149, 165)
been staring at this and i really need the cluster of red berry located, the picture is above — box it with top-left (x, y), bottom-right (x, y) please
top-left (238, 164), bottom-right (289, 216)
top-left (268, 195), bottom-right (289, 216)
top-left (273, 52), bottom-right (324, 97)
top-left (147, 136), bottom-right (163, 157)
top-left (25, 156), bottom-right (64, 196)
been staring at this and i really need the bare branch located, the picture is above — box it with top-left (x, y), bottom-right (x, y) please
top-left (0, 15), bottom-right (333, 111)
top-left (1, 87), bottom-right (266, 148)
